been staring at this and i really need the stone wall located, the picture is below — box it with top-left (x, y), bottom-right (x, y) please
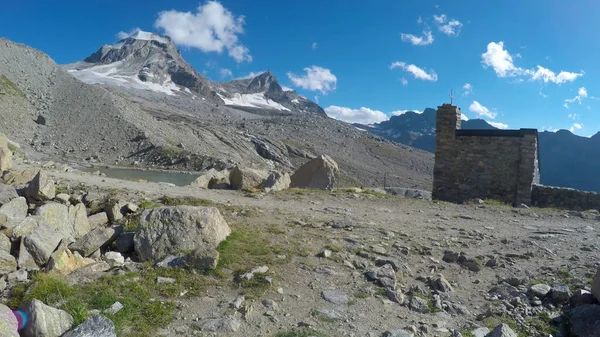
top-left (531, 184), bottom-right (600, 211)
top-left (432, 104), bottom-right (539, 205)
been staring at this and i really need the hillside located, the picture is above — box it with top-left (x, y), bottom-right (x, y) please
top-left (0, 35), bottom-right (434, 190)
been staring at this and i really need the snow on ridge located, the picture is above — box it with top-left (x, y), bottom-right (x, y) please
top-left (130, 31), bottom-right (170, 44)
top-left (291, 99), bottom-right (299, 104)
top-left (217, 92), bottom-right (291, 111)
top-left (68, 63), bottom-right (180, 96)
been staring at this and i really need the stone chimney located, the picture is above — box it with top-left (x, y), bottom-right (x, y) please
top-left (432, 104), bottom-right (461, 200)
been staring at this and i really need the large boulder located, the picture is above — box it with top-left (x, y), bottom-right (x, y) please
top-left (134, 206), bottom-right (231, 262)
top-left (0, 184), bottom-right (18, 206)
top-left (1, 168), bottom-right (39, 186)
top-left (0, 250), bottom-right (17, 275)
top-left (570, 304), bottom-right (600, 337)
top-left (68, 226), bottom-right (123, 257)
top-left (261, 172), bottom-right (291, 192)
top-left (26, 170), bottom-right (56, 201)
top-left (46, 247), bottom-right (95, 275)
top-left (290, 154), bottom-right (339, 190)
top-left (229, 166), bottom-right (269, 190)
top-left (0, 303), bottom-right (19, 337)
top-left (191, 169), bottom-right (230, 189)
top-left (69, 203), bottom-right (91, 238)
top-left (23, 225), bottom-right (63, 266)
top-left (0, 196), bottom-right (28, 228)
top-left (9, 215), bottom-right (47, 240)
top-left (34, 202), bottom-right (74, 239)
top-left (87, 212), bottom-right (108, 228)
top-left (21, 299), bottom-right (74, 337)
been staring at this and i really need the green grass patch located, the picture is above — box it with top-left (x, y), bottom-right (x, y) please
top-left (483, 314), bottom-right (528, 337)
top-left (55, 186), bottom-right (69, 195)
top-left (139, 200), bottom-right (160, 209)
top-left (324, 243), bottom-right (343, 253)
top-left (361, 189), bottom-right (387, 197)
top-left (354, 291), bottom-right (370, 299)
top-left (159, 195), bottom-right (214, 207)
top-left (0, 75), bottom-right (25, 97)
top-left (266, 223), bottom-right (287, 234)
top-left (9, 272), bottom-right (176, 337)
top-left (216, 228), bottom-right (274, 273)
top-left (311, 309), bottom-right (341, 323)
top-left (123, 215), bottom-right (139, 233)
top-left (275, 328), bottom-right (328, 337)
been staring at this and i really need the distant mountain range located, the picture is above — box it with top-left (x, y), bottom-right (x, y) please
top-left (355, 109), bottom-right (600, 193)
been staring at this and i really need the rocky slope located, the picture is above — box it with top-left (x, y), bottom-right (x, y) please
top-left (357, 108), bottom-right (600, 193)
top-left (0, 36), bottom-right (433, 190)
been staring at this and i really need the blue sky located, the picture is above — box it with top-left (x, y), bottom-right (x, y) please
top-left (1, 0), bottom-right (599, 136)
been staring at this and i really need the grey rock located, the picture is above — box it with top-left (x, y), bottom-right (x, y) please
top-left (433, 275), bottom-right (453, 292)
top-left (10, 215), bottom-right (46, 240)
top-left (34, 202), bottom-right (74, 239)
top-left (444, 302), bottom-right (470, 315)
top-left (290, 154), bottom-right (339, 190)
top-left (87, 212), bottom-right (108, 228)
top-left (23, 225), bottom-right (63, 266)
top-left (261, 172), bottom-right (291, 192)
top-left (529, 283), bottom-right (551, 297)
top-left (365, 264), bottom-right (397, 290)
top-left (385, 188), bottom-right (432, 201)
top-left (134, 206), bottom-right (230, 262)
top-left (229, 166), bottom-right (269, 190)
top-left (69, 226), bottom-right (123, 257)
top-left (102, 251), bottom-right (124, 267)
top-left (442, 250), bottom-right (459, 263)
top-left (69, 203), bottom-right (91, 238)
top-left (115, 232), bottom-right (135, 254)
top-left (409, 296), bottom-right (430, 313)
top-left (105, 302), bottom-right (123, 315)
top-left (105, 200), bottom-right (126, 221)
top-left (0, 146), bottom-right (11, 173)
top-left (0, 250), bottom-right (17, 275)
top-left (312, 308), bottom-right (343, 320)
top-left (191, 169), bottom-right (229, 189)
top-left (0, 233), bottom-right (10, 253)
top-left (198, 316), bottom-right (241, 332)
top-left (486, 323), bottom-right (518, 337)
top-left (26, 170), bottom-right (56, 201)
top-left (156, 277), bottom-right (176, 284)
top-left (489, 283), bottom-right (522, 299)
top-left (570, 304), bottom-right (600, 337)
top-left (182, 248), bottom-right (219, 269)
top-left (62, 315), bottom-right (116, 337)
top-left (321, 289), bottom-right (348, 305)
top-left (21, 299), bottom-right (74, 337)
top-left (551, 284), bottom-right (570, 303)
top-left (66, 261), bottom-right (111, 284)
top-left (17, 239), bottom-right (39, 270)
top-left (7, 269), bottom-right (28, 284)
top-left (54, 193), bottom-right (71, 205)
top-left (571, 289), bottom-right (594, 307)
top-left (472, 327), bottom-right (490, 337)
top-left (125, 203), bottom-right (138, 213)
top-left (0, 196), bottom-right (27, 227)
top-left (0, 303), bottom-right (18, 336)
top-left (0, 183), bottom-right (18, 206)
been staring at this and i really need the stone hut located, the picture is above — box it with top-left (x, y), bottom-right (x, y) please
top-left (432, 103), bottom-right (540, 206)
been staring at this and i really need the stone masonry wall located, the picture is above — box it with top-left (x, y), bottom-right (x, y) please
top-left (432, 104), bottom-right (539, 205)
top-left (531, 184), bottom-right (600, 211)
top-left (446, 135), bottom-right (522, 204)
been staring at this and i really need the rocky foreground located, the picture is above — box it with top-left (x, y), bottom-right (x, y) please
top-left (1, 141), bottom-right (600, 337)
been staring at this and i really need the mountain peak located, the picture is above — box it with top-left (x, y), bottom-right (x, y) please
top-left (126, 31), bottom-right (171, 45)
top-left (247, 70), bottom-right (282, 94)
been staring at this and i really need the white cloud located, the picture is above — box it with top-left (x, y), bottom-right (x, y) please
top-left (287, 66), bottom-right (337, 94)
top-left (417, 16), bottom-right (423, 24)
top-left (568, 113), bottom-right (579, 120)
top-left (433, 14), bottom-right (463, 36)
top-left (564, 87), bottom-right (588, 108)
top-left (391, 109), bottom-right (423, 116)
top-left (324, 106), bottom-right (388, 124)
top-left (487, 121), bottom-right (509, 129)
top-left (400, 30), bottom-right (434, 46)
top-left (154, 1), bottom-right (252, 63)
top-left (312, 42), bottom-right (318, 50)
top-left (539, 91), bottom-right (548, 98)
top-left (390, 61), bottom-right (437, 81)
top-left (461, 114), bottom-right (469, 121)
top-left (314, 95), bottom-right (319, 103)
top-left (219, 68), bottom-right (232, 78)
top-left (469, 101), bottom-right (497, 119)
top-left (569, 123), bottom-right (583, 132)
top-left (481, 41), bottom-right (583, 84)
top-left (235, 71), bottom-right (265, 80)
top-left (541, 126), bottom-right (559, 132)
top-left (400, 78), bottom-right (408, 86)
top-left (462, 83), bottom-right (472, 96)
top-left (117, 27), bottom-right (142, 40)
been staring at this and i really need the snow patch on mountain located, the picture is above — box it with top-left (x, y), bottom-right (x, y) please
top-left (67, 62), bottom-right (180, 96)
top-left (217, 92), bottom-right (291, 111)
